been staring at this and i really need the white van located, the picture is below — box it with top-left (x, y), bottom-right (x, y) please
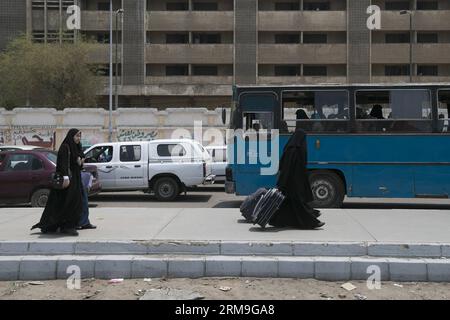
top-left (84, 139), bottom-right (214, 201)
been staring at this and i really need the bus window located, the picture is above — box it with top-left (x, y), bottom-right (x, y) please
top-left (438, 90), bottom-right (450, 133)
top-left (282, 90), bottom-right (349, 133)
top-left (243, 112), bottom-right (274, 131)
top-left (355, 89), bottom-right (432, 133)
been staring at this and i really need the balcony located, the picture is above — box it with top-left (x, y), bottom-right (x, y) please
top-left (371, 76), bottom-right (450, 83)
top-left (146, 12), bottom-right (233, 31)
top-left (80, 11), bottom-right (112, 31)
top-left (372, 44), bottom-right (450, 64)
top-left (258, 76), bottom-right (347, 85)
top-left (380, 11), bottom-right (450, 31)
top-left (258, 44), bottom-right (347, 64)
top-left (258, 11), bottom-right (346, 31)
top-left (145, 44), bottom-right (233, 64)
top-left (145, 76), bottom-right (233, 85)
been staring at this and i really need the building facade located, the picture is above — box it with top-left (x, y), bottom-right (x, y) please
top-left (1, 0), bottom-right (450, 108)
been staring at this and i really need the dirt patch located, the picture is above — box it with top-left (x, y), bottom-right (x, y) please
top-left (1, 278), bottom-right (449, 300)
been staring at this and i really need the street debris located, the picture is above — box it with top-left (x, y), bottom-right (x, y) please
top-left (108, 278), bottom-right (124, 284)
top-left (27, 281), bottom-right (45, 286)
top-left (341, 283), bottom-right (357, 291)
top-left (354, 293), bottom-right (368, 300)
top-left (143, 278), bottom-right (152, 282)
top-left (338, 294), bottom-right (347, 299)
top-left (320, 293), bottom-right (333, 300)
top-left (393, 283), bottom-right (404, 288)
top-left (219, 286), bottom-right (232, 292)
top-left (139, 288), bottom-right (204, 300)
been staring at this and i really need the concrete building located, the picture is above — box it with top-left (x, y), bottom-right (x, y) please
top-left (1, 0), bottom-right (450, 108)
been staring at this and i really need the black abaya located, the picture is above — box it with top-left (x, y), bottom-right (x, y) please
top-left (31, 129), bottom-right (83, 232)
top-left (269, 129), bottom-right (322, 229)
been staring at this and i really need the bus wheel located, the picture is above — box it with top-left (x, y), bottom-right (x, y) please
top-left (309, 171), bottom-right (345, 208)
top-left (154, 177), bottom-right (180, 201)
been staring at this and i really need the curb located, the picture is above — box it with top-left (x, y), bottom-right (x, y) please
top-left (1, 255), bottom-right (449, 282)
top-left (1, 241), bottom-right (449, 258)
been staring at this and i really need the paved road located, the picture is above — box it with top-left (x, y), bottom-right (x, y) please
top-left (1, 184), bottom-right (450, 209)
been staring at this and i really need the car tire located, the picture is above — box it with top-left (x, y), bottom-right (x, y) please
top-left (154, 177), bottom-right (180, 201)
top-left (31, 189), bottom-right (50, 208)
top-left (309, 171), bottom-right (345, 208)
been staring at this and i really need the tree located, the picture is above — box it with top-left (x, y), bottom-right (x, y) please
top-left (0, 37), bottom-right (101, 110)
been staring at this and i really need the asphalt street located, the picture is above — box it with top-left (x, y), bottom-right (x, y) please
top-left (1, 184), bottom-right (450, 210)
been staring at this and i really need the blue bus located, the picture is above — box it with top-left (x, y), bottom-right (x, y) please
top-left (225, 83), bottom-right (450, 208)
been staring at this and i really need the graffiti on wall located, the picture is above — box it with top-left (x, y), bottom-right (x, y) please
top-left (117, 129), bottom-right (158, 142)
top-left (11, 126), bottom-right (56, 149)
top-left (0, 129), bottom-right (12, 145)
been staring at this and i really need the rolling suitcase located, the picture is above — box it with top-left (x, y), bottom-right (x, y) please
top-left (251, 188), bottom-right (285, 228)
top-left (240, 188), bottom-right (268, 222)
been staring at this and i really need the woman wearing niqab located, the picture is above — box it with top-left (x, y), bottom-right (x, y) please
top-left (31, 129), bottom-right (84, 236)
top-left (269, 129), bottom-right (325, 229)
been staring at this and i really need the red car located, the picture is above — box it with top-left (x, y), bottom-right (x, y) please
top-left (0, 149), bottom-right (101, 207)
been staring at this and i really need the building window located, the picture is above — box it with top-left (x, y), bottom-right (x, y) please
top-left (192, 65), bottom-right (218, 76)
top-left (385, 1), bottom-right (410, 10)
top-left (303, 33), bottom-right (328, 44)
top-left (385, 33), bottom-right (410, 43)
top-left (193, 2), bottom-right (218, 11)
top-left (417, 1), bottom-right (438, 10)
top-left (166, 65), bottom-right (189, 76)
top-left (303, 66), bottom-right (327, 76)
top-left (303, 1), bottom-right (330, 11)
top-left (166, 2), bottom-right (189, 10)
top-left (193, 33), bottom-right (221, 44)
top-left (274, 65), bottom-right (301, 76)
top-left (275, 2), bottom-right (300, 10)
top-left (274, 34), bottom-right (300, 44)
top-left (97, 2), bottom-right (110, 11)
top-left (166, 33), bottom-right (189, 44)
top-left (385, 65), bottom-right (410, 76)
top-left (417, 33), bottom-right (438, 43)
top-left (417, 65), bottom-right (438, 76)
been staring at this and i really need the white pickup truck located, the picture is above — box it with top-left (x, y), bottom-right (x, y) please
top-left (83, 139), bottom-right (214, 201)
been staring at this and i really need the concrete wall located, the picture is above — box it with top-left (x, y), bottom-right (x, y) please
top-left (0, 108), bottom-right (229, 148)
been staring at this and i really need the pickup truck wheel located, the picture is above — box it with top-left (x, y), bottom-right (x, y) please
top-left (31, 189), bottom-right (50, 207)
top-left (154, 177), bottom-right (179, 201)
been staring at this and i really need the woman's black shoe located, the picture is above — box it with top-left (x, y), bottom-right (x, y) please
top-left (314, 221), bottom-right (325, 229)
top-left (60, 228), bottom-right (79, 236)
top-left (77, 224), bottom-right (97, 230)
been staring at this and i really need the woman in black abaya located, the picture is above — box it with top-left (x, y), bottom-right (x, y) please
top-left (31, 129), bottom-right (84, 236)
top-left (269, 129), bottom-right (325, 229)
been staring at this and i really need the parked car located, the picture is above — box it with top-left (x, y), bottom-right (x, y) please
top-left (83, 139), bottom-right (215, 201)
top-left (205, 145), bottom-right (227, 183)
top-left (0, 145), bottom-right (43, 152)
top-left (0, 149), bottom-right (101, 207)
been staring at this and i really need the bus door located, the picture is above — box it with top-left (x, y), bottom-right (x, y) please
top-left (235, 92), bottom-right (278, 194)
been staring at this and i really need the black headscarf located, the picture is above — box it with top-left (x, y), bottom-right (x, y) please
top-left (61, 128), bottom-right (84, 164)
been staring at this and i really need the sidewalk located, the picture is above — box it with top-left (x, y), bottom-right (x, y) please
top-left (1, 208), bottom-right (450, 282)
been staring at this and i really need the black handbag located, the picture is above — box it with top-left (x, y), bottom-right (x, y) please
top-left (51, 147), bottom-right (71, 190)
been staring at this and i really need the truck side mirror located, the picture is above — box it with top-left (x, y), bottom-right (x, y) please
top-left (221, 107), bottom-right (227, 125)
